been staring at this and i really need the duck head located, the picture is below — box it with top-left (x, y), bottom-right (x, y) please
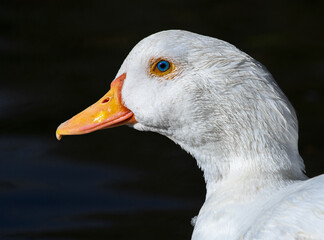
top-left (57, 30), bottom-right (305, 184)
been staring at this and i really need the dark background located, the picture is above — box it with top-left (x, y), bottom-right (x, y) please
top-left (1, 1), bottom-right (323, 239)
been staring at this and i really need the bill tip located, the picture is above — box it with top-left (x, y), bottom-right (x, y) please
top-left (56, 131), bottom-right (62, 141)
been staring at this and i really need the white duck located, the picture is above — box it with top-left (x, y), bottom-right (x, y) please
top-left (56, 30), bottom-right (324, 240)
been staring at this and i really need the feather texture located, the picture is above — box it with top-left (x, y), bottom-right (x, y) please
top-left (114, 30), bottom-right (324, 239)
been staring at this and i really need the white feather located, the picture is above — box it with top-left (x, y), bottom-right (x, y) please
top-left (116, 30), bottom-right (324, 240)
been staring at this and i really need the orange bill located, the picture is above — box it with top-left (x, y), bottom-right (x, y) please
top-left (56, 73), bottom-right (136, 140)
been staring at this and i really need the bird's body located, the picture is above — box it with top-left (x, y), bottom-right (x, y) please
top-left (57, 30), bottom-right (324, 239)
top-left (194, 175), bottom-right (324, 239)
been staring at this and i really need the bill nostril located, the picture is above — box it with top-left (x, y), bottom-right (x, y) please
top-left (101, 97), bottom-right (110, 104)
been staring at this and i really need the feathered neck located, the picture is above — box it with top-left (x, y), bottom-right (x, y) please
top-left (175, 114), bottom-right (307, 197)
top-left (167, 71), bottom-right (307, 195)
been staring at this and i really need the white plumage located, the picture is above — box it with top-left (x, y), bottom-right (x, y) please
top-left (58, 30), bottom-right (324, 239)
top-left (118, 30), bottom-right (324, 240)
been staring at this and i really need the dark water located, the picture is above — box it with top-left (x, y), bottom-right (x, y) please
top-left (1, 1), bottom-right (323, 239)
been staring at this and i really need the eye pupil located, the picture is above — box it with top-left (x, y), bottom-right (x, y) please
top-left (157, 60), bottom-right (170, 72)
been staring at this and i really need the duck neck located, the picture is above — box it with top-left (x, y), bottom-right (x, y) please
top-left (182, 140), bottom-right (307, 198)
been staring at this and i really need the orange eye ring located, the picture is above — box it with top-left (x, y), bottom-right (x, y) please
top-left (150, 59), bottom-right (175, 76)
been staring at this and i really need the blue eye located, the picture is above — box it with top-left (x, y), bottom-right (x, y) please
top-left (157, 60), bottom-right (170, 72)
